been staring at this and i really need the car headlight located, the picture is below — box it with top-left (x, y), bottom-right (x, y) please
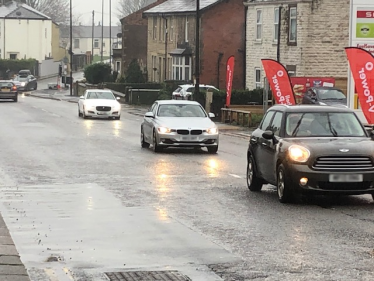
top-left (319, 102), bottom-right (327, 105)
top-left (21, 82), bottom-right (25, 86)
top-left (288, 145), bottom-right (310, 163)
top-left (206, 128), bottom-right (218, 134)
top-left (158, 127), bottom-right (171, 134)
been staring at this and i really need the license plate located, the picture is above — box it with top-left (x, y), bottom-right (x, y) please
top-left (329, 174), bottom-right (363, 182)
top-left (182, 136), bottom-right (198, 141)
top-left (98, 112), bottom-right (109, 115)
top-left (1, 89), bottom-right (10, 92)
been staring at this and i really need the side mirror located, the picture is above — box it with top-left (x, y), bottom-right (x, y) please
top-left (208, 112), bottom-right (215, 118)
top-left (145, 111), bottom-right (155, 118)
top-left (262, 130), bottom-right (274, 140)
top-left (79, 96), bottom-right (84, 99)
top-left (116, 97), bottom-right (120, 100)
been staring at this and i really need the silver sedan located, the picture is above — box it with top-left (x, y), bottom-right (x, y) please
top-left (140, 100), bottom-right (219, 153)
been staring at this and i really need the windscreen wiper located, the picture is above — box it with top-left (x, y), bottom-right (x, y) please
top-left (327, 114), bottom-right (338, 137)
top-left (291, 113), bottom-right (306, 137)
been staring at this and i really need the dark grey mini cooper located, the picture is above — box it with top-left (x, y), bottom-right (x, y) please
top-left (247, 104), bottom-right (374, 203)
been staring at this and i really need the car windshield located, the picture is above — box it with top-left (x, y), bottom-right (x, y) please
top-left (14, 77), bottom-right (28, 82)
top-left (0, 82), bottom-right (13, 87)
top-left (87, 91), bottom-right (115, 100)
top-left (285, 112), bottom-right (366, 137)
top-left (317, 89), bottom-right (346, 100)
top-left (157, 104), bottom-right (207, 117)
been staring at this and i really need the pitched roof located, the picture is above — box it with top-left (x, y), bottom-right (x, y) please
top-left (143, 0), bottom-right (222, 15)
top-left (0, 0), bottom-right (50, 19)
top-left (60, 25), bottom-right (121, 39)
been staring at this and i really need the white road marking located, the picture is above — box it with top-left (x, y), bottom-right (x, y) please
top-left (229, 173), bottom-right (242, 179)
top-left (42, 109), bottom-right (48, 112)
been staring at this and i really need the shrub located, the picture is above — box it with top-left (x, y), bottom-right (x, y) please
top-left (84, 63), bottom-right (112, 84)
top-left (0, 59), bottom-right (38, 79)
top-left (125, 59), bottom-right (146, 83)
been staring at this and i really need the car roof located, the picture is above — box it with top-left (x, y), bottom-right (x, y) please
top-left (178, 84), bottom-right (217, 88)
top-left (156, 100), bottom-right (201, 105)
top-left (269, 104), bottom-right (353, 113)
top-left (85, 89), bottom-right (113, 92)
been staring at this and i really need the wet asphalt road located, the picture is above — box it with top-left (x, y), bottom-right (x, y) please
top-left (0, 96), bottom-right (374, 281)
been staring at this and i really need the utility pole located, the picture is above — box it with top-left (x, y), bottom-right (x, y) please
top-left (69, 0), bottom-right (73, 96)
top-left (92, 10), bottom-right (94, 64)
top-left (109, 0), bottom-right (112, 68)
top-left (194, 0), bottom-right (200, 101)
top-left (101, 0), bottom-right (104, 62)
top-left (162, 15), bottom-right (168, 80)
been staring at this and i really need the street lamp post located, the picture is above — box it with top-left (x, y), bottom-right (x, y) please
top-left (194, 0), bottom-right (200, 101)
top-left (69, 0), bottom-right (73, 96)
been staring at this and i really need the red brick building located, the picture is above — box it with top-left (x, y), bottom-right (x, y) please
top-left (120, 0), bottom-right (166, 78)
top-left (143, 0), bottom-right (245, 90)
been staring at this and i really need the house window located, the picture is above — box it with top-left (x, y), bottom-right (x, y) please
top-left (169, 18), bottom-right (174, 41)
top-left (162, 18), bottom-right (166, 41)
top-left (172, 56), bottom-right (191, 81)
top-left (185, 16), bottom-right (189, 42)
top-left (255, 68), bottom-right (261, 88)
top-left (94, 39), bottom-right (99, 48)
top-left (158, 57), bottom-right (162, 82)
top-left (74, 38), bottom-right (80, 49)
top-left (288, 6), bottom-right (297, 44)
top-left (152, 17), bottom-right (157, 40)
top-left (274, 8), bottom-right (279, 41)
top-left (256, 10), bottom-right (262, 40)
top-left (168, 57), bottom-right (171, 79)
top-left (10, 54), bottom-right (17, 60)
top-left (116, 61), bottom-right (121, 72)
top-left (159, 18), bottom-right (162, 41)
top-left (151, 55), bottom-right (157, 81)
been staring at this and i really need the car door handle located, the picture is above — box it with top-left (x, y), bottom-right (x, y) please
top-left (261, 142), bottom-right (268, 146)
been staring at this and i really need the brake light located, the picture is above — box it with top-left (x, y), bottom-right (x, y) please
top-left (12, 86), bottom-right (17, 91)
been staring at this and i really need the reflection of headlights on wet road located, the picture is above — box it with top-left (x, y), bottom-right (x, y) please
top-left (206, 128), bottom-right (218, 134)
top-left (288, 145), bottom-right (310, 163)
top-left (158, 127), bottom-right (171, 134)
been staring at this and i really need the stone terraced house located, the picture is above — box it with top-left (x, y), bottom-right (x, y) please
top-left (244, 0), bottom-right (350, 92)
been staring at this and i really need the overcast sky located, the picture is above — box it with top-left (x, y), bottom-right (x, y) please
top-left (73, 0), bottom-right (121, 26)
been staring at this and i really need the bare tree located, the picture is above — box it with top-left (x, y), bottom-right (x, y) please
top-left (20, 0), bottom-right (71, 25)
top-left (117, 0), bottom-right (156, 19)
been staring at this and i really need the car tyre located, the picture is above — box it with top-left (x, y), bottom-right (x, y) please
top-left (141, 128), bottom-right (150, 148)
top-left (78, 107), bottom-right (82, 117)
top-left (13, 96), bottom-right (18, 102)
top-left (246, 156), bottom-right (263, 191)
top-left (207, 146), bottom-right (218, 154)
top-left (277, 164), bottom-right (295, 203)
top-left (82, 107), bottom-right (88, 119)
top-left (152, 130), bottom-right (163, 153)
top-left (34, 83), bottom-right (37, 90)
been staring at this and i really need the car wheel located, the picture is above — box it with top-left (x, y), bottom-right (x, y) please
top-left (82, 107), bottom-right (88, 119)
top-left (246, 156), bottom-right (263, 191)
top-left (152, 130), bottom-right (163, 153)
top-left (34, 83), bottom-right (37, 90)
top-left (141, 128), bottom-right (150, 148)
top-left (277, 164), bottom-right (295, 203)
top-left (13, 96), bottom-right (18, 102)
top-left (207, 146), bottom-right (218, 154)
top-left (78, 106), bottom-right (82, 117)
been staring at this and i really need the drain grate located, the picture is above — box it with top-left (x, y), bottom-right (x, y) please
top-left (105, 270), bottom-right (192, 281)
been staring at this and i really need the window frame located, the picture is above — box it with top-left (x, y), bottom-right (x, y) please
top-left (152, 17), bottom-right (157, 40)
top-left (288, 5), bottom-right (297, 45)
top-left (274, 7), bottom-right (279, 42)
top-left (255, 68), bottom-right (261, 89)
top-left (256, 9), bottom-right (262, 41)
top-left (74, 38), bottom-right (80, 49)
top-left (172, 56), bottom-right (192, 81)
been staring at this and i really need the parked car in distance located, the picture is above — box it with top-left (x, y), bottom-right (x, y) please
top-left (78, 89), bottom-right (121, 120)
top-left (0, 80), bottom-right (18, 102)
top-left (301, 87), bottom-right (347, 106)
top-left (247, 104), bottom-right (374, 203)
top-left (12, 75), bottom-right (37, 91)
top-left (172, 84), bottom-right (218, 100)
top-left (141, 100), bottom-right (219, 153)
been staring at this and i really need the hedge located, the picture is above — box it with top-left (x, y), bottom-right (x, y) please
top-left (0, 59), bottom-right (38, 78)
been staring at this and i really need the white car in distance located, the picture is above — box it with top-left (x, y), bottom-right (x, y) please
top-left (78, 90), bottom-right (121, 120)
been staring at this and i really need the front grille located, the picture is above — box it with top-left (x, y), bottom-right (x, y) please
top-left (96, 106), bottom-right (111, 112)
top-left (177, 130), bottom-right (189, 135)
top-left (191, 130), bottom-right (202, 135)
top-left (318, 181), bottom-right (372, 191)
top-left (313, 156), bottom-right (374, 171)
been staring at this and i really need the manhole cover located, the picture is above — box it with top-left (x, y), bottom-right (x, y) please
top-left (105, 270), bottom-right (191, 281)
